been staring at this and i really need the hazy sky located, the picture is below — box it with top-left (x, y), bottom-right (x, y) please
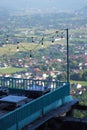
top-left (0, 0), bottom-right (87, 11)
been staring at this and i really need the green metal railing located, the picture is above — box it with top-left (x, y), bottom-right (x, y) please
top-left (0, 76), bottom-right (71, 130)
top-left (0, 82), bottom-right (70, 130)
top-left (0, 76), bottom-right (66, 90)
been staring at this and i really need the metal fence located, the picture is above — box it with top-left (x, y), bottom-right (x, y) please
top-left (0, 76), bottom-right (66, 90)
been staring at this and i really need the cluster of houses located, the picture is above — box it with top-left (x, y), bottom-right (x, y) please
top-left (70, 83), bottom-right (87, 96)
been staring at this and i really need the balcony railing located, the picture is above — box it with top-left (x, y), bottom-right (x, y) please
top-left (0, 76), bottom-right (66, 90)
top-left (0, 82), bottom-right (71, 130)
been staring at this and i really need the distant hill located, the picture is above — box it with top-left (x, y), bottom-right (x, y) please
top-left (0, 0), bottom-right (87, 12)
top-left (75, 6), bottom-right (87, 16)
top-left (0, 2), bottom-right (87, 18)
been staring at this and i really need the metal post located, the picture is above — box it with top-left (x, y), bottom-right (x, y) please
top-left (66, 28), bottom-right (69, 82)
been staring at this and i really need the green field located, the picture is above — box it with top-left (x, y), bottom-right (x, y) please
top-left (70, 80), bottom-right (87, 86)
top-left (0, 67), bottom-right (27, 74)
top-left (0, 39), bottom-right (63, 56)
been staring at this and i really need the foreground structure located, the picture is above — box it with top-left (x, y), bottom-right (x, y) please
top-left (0, 76), bottom-right (80, 130)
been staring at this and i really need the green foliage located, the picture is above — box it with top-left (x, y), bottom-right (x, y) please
top-left (73, 110), bottom-right (87, 118)
top-left (70, 69), bottom-right (87, 81)
top-left (73, 91), bottom-right (87, 119)
top-left (70, 60), bottom-right (78, 69)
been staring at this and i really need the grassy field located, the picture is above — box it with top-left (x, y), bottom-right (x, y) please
top-left (70, 80), bottom-right (87, 86)
top-left (0, 43), bottom-right (39, 55)
top-left (0, 39), bottom-right (63, 56)
top-left (0, 67), bottom-right (27, 74)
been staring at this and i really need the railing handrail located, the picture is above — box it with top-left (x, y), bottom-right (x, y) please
top-left (0, 76), bottom-right (67, 90)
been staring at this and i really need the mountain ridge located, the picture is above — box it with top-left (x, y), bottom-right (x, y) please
top-left (0, 0), bottom-right (87, 12)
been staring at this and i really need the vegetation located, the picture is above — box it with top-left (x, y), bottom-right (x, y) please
top-left (70, 80), bottom-right (87, 86)
top-left (0, 67), bottom-right (27, 74)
